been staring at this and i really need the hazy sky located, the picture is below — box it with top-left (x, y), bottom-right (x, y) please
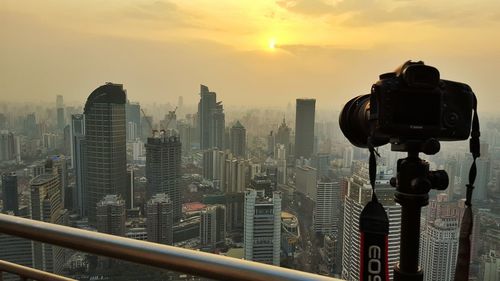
top-left (1, 0), bottom-right (500, 112)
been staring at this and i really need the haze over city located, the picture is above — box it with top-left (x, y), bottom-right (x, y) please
top-left (2, 0), bottom-right (500, 112)
top-left (1, 1), bottom-right (500, 281)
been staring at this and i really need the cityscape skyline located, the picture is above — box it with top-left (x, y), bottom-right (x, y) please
top-left (1, 1), bottom-right (500, 280)
top-left (0, 80), bottom-right (499, 280)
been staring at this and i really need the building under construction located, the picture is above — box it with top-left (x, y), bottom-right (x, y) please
top-left (145, 130), bottom-right (182, 222)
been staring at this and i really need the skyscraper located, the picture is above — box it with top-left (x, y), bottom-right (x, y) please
top-left (244, 189), bottom-right (281, 266)
top-left (83, 83), bottom-right (127, 225)
top-left (295, 99), bottom-right (315, 159)
top-left (342, 162), bottom-right (401, 281)
top-left (24, 113), bottom-right (37, 139)
top-left (276, 117), bottom-right (291, 152)
top-left (45, 156), bottom-right (69, 210)
top-left (30, 173), bottom-right (65, 274)
top-left (177, 120), bottom-right (192, 156)
top-left (213, 102), bottom-right (225, 149)
top-left (56, 95), bottom-right (65, 132)
top-left (275, 144), bottom-right (287, 184)
top-left (419, 194), bottom-right (463, 281)
top-left (0, 130), bottom-right (17, 162)
top-left (146, 193), bottom-right (173, 245)
top-left (200, 204), bottom-right (226, 249)
top-left (198, 85), bottom-right (225, 150)
top-left (71, 114), bottom-right (86, 216)
top-left (145, 132), bottom-right (182, 221)
top-left (96, 195), bottom-right (126, 236)
top-left (314, 177), bottom-right (341, 235)
top-left (1, 173), bottom-right (18, 214)
top-left (126, 100), bottom-right (141, 138)
top-left (230, 121), bottom-right (246, 158)
top-left (126, 167), bottom-right (134, 209)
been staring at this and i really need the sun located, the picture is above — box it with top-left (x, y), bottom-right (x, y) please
top-left (268, 38), bottom-right (276, 50)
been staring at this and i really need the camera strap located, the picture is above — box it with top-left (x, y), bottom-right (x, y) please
top-left (359, 142), bottom-right (389, 281)
top-left (454, 96), bottom-right (480, 281)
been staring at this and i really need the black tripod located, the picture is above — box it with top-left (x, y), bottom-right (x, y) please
top-left (390, 140), bottom-right (449, 281)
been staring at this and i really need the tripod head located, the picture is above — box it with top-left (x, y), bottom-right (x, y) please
top-left (390, 139), bottom-right (449, 281)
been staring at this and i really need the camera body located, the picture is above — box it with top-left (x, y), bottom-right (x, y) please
top-left (340, 61), bottom-right (475, 148)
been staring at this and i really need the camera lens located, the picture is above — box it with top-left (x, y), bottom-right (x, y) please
top-left (339, 95), bottom-right (371, 148)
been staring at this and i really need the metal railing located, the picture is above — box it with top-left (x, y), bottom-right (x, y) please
top-left (0, 213), bottom-right (341, 281)
top-left (0, 259), bottom-right (77, 281)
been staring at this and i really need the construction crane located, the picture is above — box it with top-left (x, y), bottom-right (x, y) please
top-left (141, 106), bottom-right (178, 137)
top-left (164, 106), bottom-right (178, 130)
top-left (140, 108), bottom-right (156, 136)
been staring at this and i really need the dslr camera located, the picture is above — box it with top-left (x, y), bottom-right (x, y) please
top-left (339, 61), bottom-right (475, 148)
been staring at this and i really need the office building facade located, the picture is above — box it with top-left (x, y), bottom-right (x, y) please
top-left (30, 174), bottom-right (66, 274)
top-left (314, 178), bottom-right (341, 235)
top-left (244, 189), bottom-right (281, 266)
top-left (230, 121), bottom-right (246, 158)
top-left (198, 85), bottom-right (225, 150)
top-left (83, 83), bottom-right (127, 225)
top-left (295, 99), bottom-right (315, 159)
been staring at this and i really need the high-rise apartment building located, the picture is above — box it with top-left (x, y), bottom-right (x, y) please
top-left (419, 193), bottom-right (463, 281)
top-left (314, 177), bottom-right (341, 235)
top-left (200, 205), bottom-right (226, 249)
top-left (0, 130), bottom-right (19, 162)
top-left (420, 218), bottom-right (459, 281)
top-left (71, 114), bottom-right (86, 215)
top-left (30, 173), bottom-right (65, 274)
top-left (198, 85), bottom-right (225, 150)
top-left (244, 189), bottom-right (281, 266)
top-left (1, 173), bottom-right (18, 214)
top-left (230, 121), bottom-right (246, 158)
top-left (342, 162), bottom-right (401, 281)
top-left (295, 99), bottom-right (315, 159)
top-left (96, 195), bottom-right (126, 236)
top-left (224, 156), bottom-right (250, 193)
top-left (146, 193), bottom-right (173, 245)
top-left (145, 132), bottom-right (182, 221)
top-left (83, 83), bottom-right (127, 225)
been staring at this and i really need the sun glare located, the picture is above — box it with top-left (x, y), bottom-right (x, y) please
top-left (269, 38), bottom-right (276, 50)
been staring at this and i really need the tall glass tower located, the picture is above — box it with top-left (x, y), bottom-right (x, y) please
top-left (83, 83), bottom-right (127, 225)
top-left (295, 98), bottom-right (315, 159)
